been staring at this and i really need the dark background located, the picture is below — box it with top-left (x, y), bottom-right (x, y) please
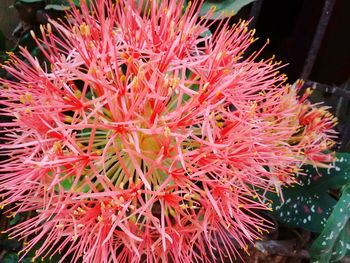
top-left (240, 0), bottom-right (350, 85)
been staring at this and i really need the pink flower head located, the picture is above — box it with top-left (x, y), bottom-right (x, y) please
top-left (0, 0), bottom-right (336, 262)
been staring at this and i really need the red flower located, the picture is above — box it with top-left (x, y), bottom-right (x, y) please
top-left (0, 1), bottom-right (336, 262)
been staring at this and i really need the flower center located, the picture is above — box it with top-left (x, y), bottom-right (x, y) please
top-left (140, 134), bottom-right (161, 160)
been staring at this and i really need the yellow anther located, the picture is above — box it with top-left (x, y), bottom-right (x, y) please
top-left (192, 193), bottom-right (200, 200)
top-left (180, 204), bottom-right (188, 209)
top-left (169, 208), bottom-right (176, 217)
top-left (74, 89), bottom-right (82, 99)
top-left (209, 112), bottom-right (215, 119)
top-left (47, 23), bottom-right (52, 33)
top-left (130, 215), bottom-right (137, 223)
top-left (29, 30), bottom-right (36, 41)
top-left (64, 116), bottom-right (73, 122)
top-left (19, 95), bottom-right (26, 104)
top-left (202, 82), bottom-right (210, 92)
top-left (79, 22), bottom-right (91, 37)
top-left (306, 87), bottom-right (313, 96)
top-left (24, 108), bottom-right (32, 114)
top-left (53, 141), bottom-right (61, 152)
top-left (56, 223), bottom-right (64, 229)
top-left (77, 142), bottom-right (84, 148)
top-left (77, 207), bottom-right (85, 213)
top-left (257, 227), bottom-right (263, 234)
top-left (184, 193), bottom-right (191, 199)
top-left (164, 126), bottom-right (171, 137)
top-left (25, 92), bottom-right (33, 102)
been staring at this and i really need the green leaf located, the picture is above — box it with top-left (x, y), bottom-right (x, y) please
top-left (3, 253), bottom-right (19, 263)
top-left (72, 0), bottom-right (81, 7)
top-left (45, 4), bottom-right (70, 11)
top-left (199, 0), bottom-right (256, 19)
top-left (60, 177), bottom-right (73, 190)
top-left (19, 0), bottom-right (44, 3)
top-left (44, 0), bottom-right (70, 10)
top-left (71, 0), bottom-right (92, 9)
top-left (310, 184), bottom-right (350, 262)
top-left (0, 234), bottom-right (22, 251)
top-left (9, 214), bottom-right (22, 226)
top-left (43, 0), bottom-right (92, 9)
top-left (266, 152), bottom-right (350, 233)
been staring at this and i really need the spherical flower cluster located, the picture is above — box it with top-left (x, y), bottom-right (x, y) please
top-left (0, 0), bottom-right (336, 262)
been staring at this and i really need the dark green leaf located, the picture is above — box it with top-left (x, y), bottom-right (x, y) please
top-left (19, 0), bottom-right (44, 3)
top-left (71, 0), bottom-right (92, 9)
top-left (44, 0), bottom-right (92, 9)
top-left (3, 253), bottom-right (19, 263)
top-left (266, 152), bottom-right (350, 233)
top-left (45, 4), bottom-right (70, 11)
top-left (199, 0), bottom-right (256, 19)
top-left (72, 0), bottom-right (81, 7)
top-left (9, 214), bottom-right (22, 226)
top-left (0, 234), bottom-right (22, 251)
top-left (310, 184), bottom-right (350, 262)
top-left (49, 0), bottom-right (69, 4)
top-left (45, 0), bottom-right (71, 10)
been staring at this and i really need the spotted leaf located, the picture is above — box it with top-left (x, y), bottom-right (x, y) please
top-left (18, 0), bottom-right (44, 3)
top-left (266, 152), bottom-right (350, 233)
top-left (310, 184), bottom-right (350, 262)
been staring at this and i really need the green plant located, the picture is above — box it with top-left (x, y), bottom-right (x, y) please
top-left (310, 184), bottom-right (350, 262)
top-left (266, 152), bottom-right (350, 261)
